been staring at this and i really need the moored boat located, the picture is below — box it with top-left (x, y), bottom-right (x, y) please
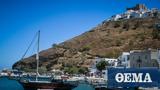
top-left (20, 79), bottom-right (78, 90)
top-left (18, 31), bottom-right (78, 90)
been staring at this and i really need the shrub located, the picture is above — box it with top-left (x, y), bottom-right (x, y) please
top-left (115, 39), bottom-right (122, 46)
top-left (114, 21), bottom-right (121, 28)
top-left (96, 60), bottom-right (109, 71)
top-left (123, 23), bottom-right (129, 31)
top-left (78, 67), bottom-right (89, 74)
top-left (129, 40), bottom-right (134, 46)
top-left (133, 21), bottom-right (140, 30)
top-left (64, 66), bottom-right (79, 74)
top-left (80, 45), bottom-right (91, 52)
top-left (152, 23), bottom-right (160, 39)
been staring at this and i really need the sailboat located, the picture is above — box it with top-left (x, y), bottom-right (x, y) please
top-left (19, 31), bottom-right (78, 90)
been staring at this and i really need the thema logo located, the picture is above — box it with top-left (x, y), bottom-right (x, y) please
top-left (115, 73), bottom-right (152, 83)
top-left (107, 68), bottom-right (159, 88)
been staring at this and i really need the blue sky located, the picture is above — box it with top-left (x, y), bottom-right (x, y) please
top-left (0, 0), bottom-right (160, 69)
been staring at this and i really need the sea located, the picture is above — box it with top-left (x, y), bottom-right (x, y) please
top-left (0, 77), bottom-right (94, 90)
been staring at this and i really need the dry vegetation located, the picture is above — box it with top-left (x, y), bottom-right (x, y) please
top-left (13, 17), bottom-right (160, 71)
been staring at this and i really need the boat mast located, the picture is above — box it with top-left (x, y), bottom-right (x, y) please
top-left (36, 30), bottom-right (40, 81)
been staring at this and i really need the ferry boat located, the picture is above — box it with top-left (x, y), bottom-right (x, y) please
top-left (18, 31), bottom-right (78, 90)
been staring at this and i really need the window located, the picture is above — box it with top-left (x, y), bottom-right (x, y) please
top-left (139, 56), bottom-right (141, 60)
top-left (127, 55), bottom-right (130, 61)
top-left (123, 59), bottom-right (125, 62)
top-left (102, 72), bottom-right (105, 74)
top-left (145, 55), bottom-right (147, 60)
top-left (138, 64), bottom-right (141, 68)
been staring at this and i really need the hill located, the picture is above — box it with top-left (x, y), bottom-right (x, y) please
top-left (12, 17), bottom-right (160, 71)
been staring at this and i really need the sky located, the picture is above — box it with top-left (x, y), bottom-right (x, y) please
top-left (0, 0), bottom-right (160, 69)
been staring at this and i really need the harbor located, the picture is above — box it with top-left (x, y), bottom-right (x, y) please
top-left (1, 1), bottom-right (160, 90)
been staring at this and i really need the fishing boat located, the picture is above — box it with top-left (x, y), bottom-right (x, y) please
top-left (18, 30), bottom-right (78, 90)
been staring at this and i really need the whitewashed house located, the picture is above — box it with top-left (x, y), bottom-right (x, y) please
top-left (111, 14), bottom-right (122, 21)
top-left (124, 10), bottom-right (135, 19)
top-left (89, 57), bottom-right (118, 76)
top-left (130, 11), bottom-right (142, 18)
top-left (107, 4), bottom-right (160, 21)
top-left (151, 49), bottom-right (160, 67)
top-left (104, 58), bottom-right (118, 67)
top-left (118, 52), bottom-right (130, 67)
top-left (142, 11), bottom-right (150, 18)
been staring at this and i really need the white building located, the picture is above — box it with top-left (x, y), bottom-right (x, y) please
top-left (157, 49), bottom-right (160, 66)
top-left (103, 58), bottom-right (118, 67)
top-left (89, 57), bottom-right (118, 76)
top-left (142, 11), bottom-right (150, 18)
top-left (151, 49), bottom-right (160, 67)
top-left (92, 58), bottom-right (118, 68)
top-left (111, 14), bottom-right (122, 21)
top-left (130, 11), bottom-right (142, 18)
top-left (128, 50), bottom-right (159, 68)
top-left (106, 4), bottom-right (160, 22)
top-left (118, 52), bottom-right (130, 67)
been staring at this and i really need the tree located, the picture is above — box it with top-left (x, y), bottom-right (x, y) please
top-left (63, 66), bottom-right (79, 74)
top-left (78, 67), bottom-right (89, 74)
top-left (96, 60), bottom-right (109, 71)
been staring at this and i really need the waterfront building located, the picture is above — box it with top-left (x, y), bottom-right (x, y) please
top-left (129, 50), bottom-right (150, 68)
top-left (118, 52), bottom-right (130, 68)
top-left (128, 50), bottom-right (159, 68)
top-left (104, 58), bottom-right (118, 67)
top-left (151, 49), bottom-right (160, 67)
top-left (89, 57), bottom-right (118, 76)
top-left (93, 58), bottom-right (118, 68)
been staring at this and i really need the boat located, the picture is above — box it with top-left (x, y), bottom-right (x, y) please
top-left (18, 30), bottom-right (78, 90)
top-left (20, 78), bottom-right (78, 90)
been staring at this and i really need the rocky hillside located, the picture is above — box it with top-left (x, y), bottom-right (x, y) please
top-left (12, 17), bottom-right (160, 71)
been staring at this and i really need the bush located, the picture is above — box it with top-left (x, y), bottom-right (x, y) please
top-left (64, 66), bottom-right (89, 74)
top-left (139, 34), bottom-right (145, 41)
top-left (80, 45), bottom-right (91, 52)
top-left (114, 21), bottom-right (121, 28)
top-left (64, 66), bottom-right (79, 74)
top-left (152, 23), bottom-right (160, 39)
top-left (23, 68), bottom-right (36, 72)
top-left (129, 40), bottom-right (134, 46)
top-left (123, 23), bottom-right (129, 31)
top-left (115, 39), bottom-right (122, 46)
top-left (133, 21), bottom-right (140, 30)
top-left (96, 60), bottom-right (109, 71)
top-left (78, 67), bottom-right (89, 74)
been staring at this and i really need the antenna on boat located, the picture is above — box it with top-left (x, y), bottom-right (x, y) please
top-left (36, 30), bottom-right (40, 81)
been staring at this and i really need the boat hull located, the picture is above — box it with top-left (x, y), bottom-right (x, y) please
top-left (20, 81), bottom-right (77, 90)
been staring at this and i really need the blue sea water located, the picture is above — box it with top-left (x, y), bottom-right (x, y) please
top-left (0, 77), bottom-right (94, 90)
